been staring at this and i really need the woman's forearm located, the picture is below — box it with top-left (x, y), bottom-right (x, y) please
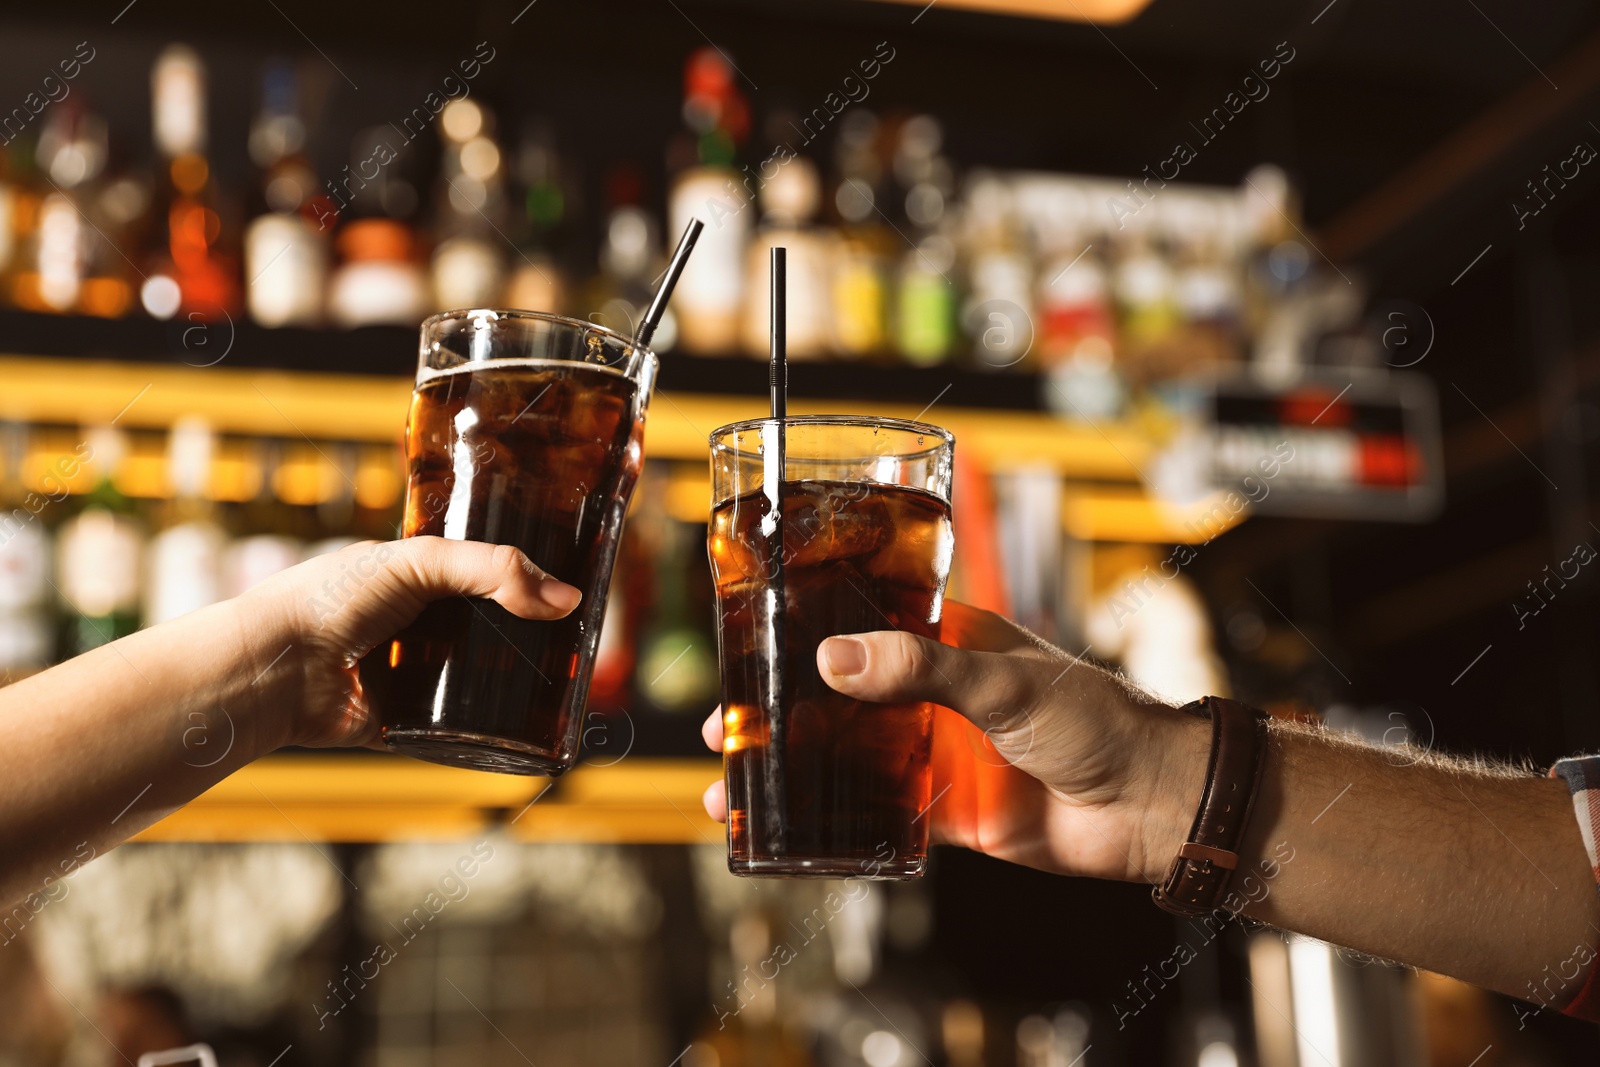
top-left (1142, 716), bottom-right (1600, 1005)
top-left (0, 595), bottom-right (298, 904)
top-left (0, 537), bottom-right (573, 908)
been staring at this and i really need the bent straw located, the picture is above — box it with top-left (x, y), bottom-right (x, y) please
top-left (634, 218), bottom-right (704, 350)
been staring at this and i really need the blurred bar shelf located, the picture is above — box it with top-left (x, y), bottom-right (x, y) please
top-left (0, 350), bottom-right (1239, 542)
top-left (130, 755), bottom-right (724, 844)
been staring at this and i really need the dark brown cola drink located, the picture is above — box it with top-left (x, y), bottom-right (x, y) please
top-left (710, 472), bottom-right (954, 878)
top-left (360, 311), bottom-right (654, 776)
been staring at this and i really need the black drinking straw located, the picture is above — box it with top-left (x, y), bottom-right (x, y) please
top-left (766, 246), bottom-right (790, 854)
top-left (634, 218), bottom-right (704, 350)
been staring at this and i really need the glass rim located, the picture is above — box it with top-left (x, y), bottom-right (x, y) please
top-left (420, 307), bottom-right (655, 357)
top-left (709, 414), bottom-right (955, 461)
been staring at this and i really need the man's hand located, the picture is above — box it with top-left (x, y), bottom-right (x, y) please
top-left (704, 598), bottom-right (1600, 1009)
top-left (701, 599), bottom-right (1208, 884)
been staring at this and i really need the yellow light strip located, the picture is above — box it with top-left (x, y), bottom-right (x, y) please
top-left (1062, 486), bottom-right (1248, 544)
top-left (130, 755), bottom-right (725, 844)
top-left (0, 355), bottom-right (1152, 479)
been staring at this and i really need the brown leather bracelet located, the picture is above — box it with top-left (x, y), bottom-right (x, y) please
top-left (1152, 696), bottom-right (1271, 917)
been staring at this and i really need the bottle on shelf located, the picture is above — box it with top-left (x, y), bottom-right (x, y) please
top-left (1036, 214), bottom-right (1123, 420)
top-left (941, 1000), bottom-right (987, 1067)
top-left (502, 119), bottom-right (571, 315)
top-left (695, 907), bottom-right (812, 1067)
top-left (271, 440), bottom-right (340, 543)
top-left (0, 144), bottom-right (23, 288)
top-left (350, 444), bottom-right (403, 541)
top-left (12, 101), bottom-right (112, 316)
top-left (588, 575), bottom-right (635, 712)
top-left (429, 98), bottom-right (509, 313)
top-left (584, 165), bottom-right (663, 341)
top-left (243, 58), bottom-right (328, 328)
top-left (56, 427), bottom-right (146, 657)
top-left (589, 503), bottom-right (651, 710)
top-left (222, 439), bottom-right (307, 595)
top-left (1014, 1008), bottom-right (1091, 1067)
top-left (139, 44), bottom-right (241, 322)
top-left (303, 442), bottom-right (366, 557)
top-left (0, 423), bottom-right (57, 678)
top-left (1240, 164), bottom-right (1315, 377)
top-left (144, 417), bottom-right (227, 626)
top-left (326, 127), bottom-right (430, 328)
top-left (1111, 218), bottom-right (1183, 389)
top-left (1170, 202), bottom-right (1244, 373)
top-left (961, 175), bottom-right (1035, 372)
top-left (634, 516), bottom-right (718, 714)
top-left (829, 110), bottom-right (892, 361)
top-left (91, 158), bottom-right (155, 321)
top-left (667, 47), bottom-right (751, 355)
top-left (740, 140), bottom-right (832, 360)
top-left (890, 116), bottom-right (958, 367)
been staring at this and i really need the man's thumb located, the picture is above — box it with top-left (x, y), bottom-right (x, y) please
top-left (816, 631), bottom-right (1038, 732)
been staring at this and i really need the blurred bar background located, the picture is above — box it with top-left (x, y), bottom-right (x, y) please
top-left (0, 1), bottom-right (1597, 1064)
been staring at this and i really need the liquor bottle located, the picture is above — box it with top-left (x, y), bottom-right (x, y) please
top-left (589, 504), bottom-right (649, 709)
top-left (1171, 212), bottom-right (1244, 371)
top-left (0, 424), bottom-right (56, 676)
top-left (243, 59), bottom-right (327, 328)
top-left (1187, 1012), bottom-right (1241, 1067)
top-left (56, 427), bottom-right (145, 656)
top-left (12, 101), bottom-right (102, 314)
top-left (740, 151), bottom-right (832, 359)
top-left (941, 1000), bottom-right (987, 1067)
top-left (502, 119), bottom-right (571, 315)
top-left (144, 418), bottom-right (227, 626)
top-left (1240, 164), bottom-right (1315, 375)
top-left (90, 163), bottom-right (154, 320)
top-left (139, 44), bottom-right (241, 321)
top-left (1037, 226), bottom-right (1123, 421)
top-left (351, 444), bottom-right (404, 541)
top-left (890, 117), bottom-right (958, 367)
top-left (635, 518), bottom-right (717, 714)
top-left (585, 167), bottom-right (662, 340)
top-left (1112, 223), bottom-right (1182, 387)
top-left (314, 443), bottom-right (358, 539)
top-left (325, 126), bottom-right (429, 328)
top-left (0, 145), bottom-right (20, 286)
top-left (429, 98), bottom-right (508, 312)
top-left (829, 110), bottom-right (891, 360)
top-left (1014, 1009), bottom-right (1091, 1067)
top-left (222, 439), bottom-right (305, 596)
top-left (1241, 163), bottom-right (1308, 304)
top-left (668, 47), bottom-right (751, 354)
top-left (588, 577), bottom-right (634, 710)
top-left (302, 442), bottom-right (366, 557)
top-left (961, 177), bottom-right (1035, 372)
top-left (695, 908), bottom-right (812, 1067)
top-left (272, 441), bottom-right (338, 543)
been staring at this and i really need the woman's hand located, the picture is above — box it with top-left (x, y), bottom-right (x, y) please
top-left (240, 537), bottom-right (583, 751)
top-left (700, 600), bottom-right (1209, 885)
top-left (0, 535), bottom-right (583, 906)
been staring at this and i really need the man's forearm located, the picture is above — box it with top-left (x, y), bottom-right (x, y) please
top-left (1145, 716), bottom-right (1600, 1005)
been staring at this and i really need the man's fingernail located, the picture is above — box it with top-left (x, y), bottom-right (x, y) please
top-left (539, 578), bottom-right (582, 611)
top-left (823, 637), bottom-right (867, 676)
